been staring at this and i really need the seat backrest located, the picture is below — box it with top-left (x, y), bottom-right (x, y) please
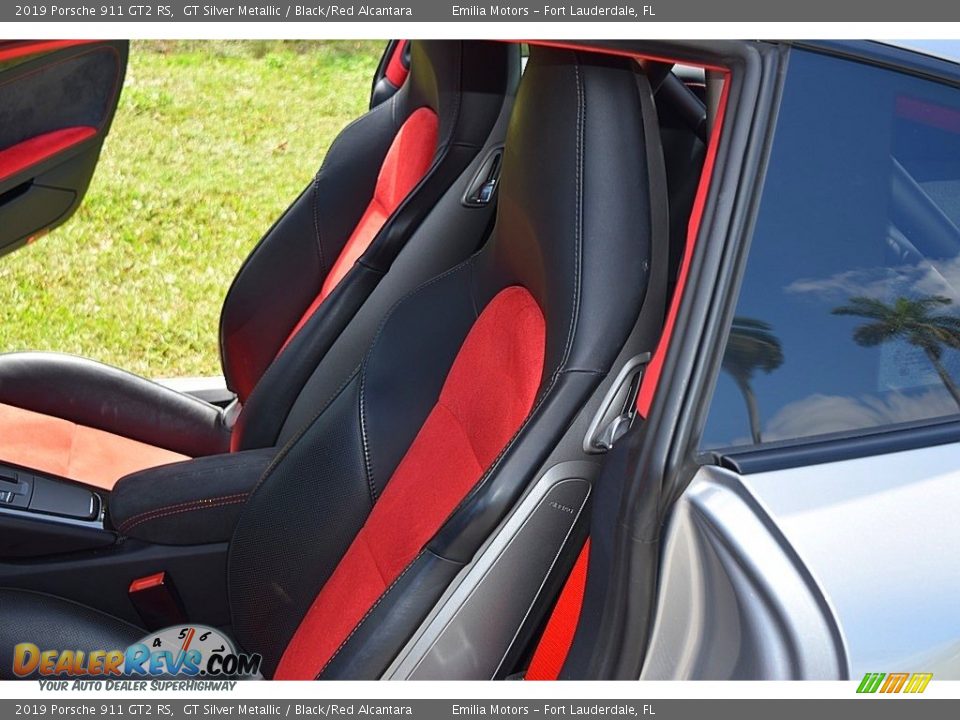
top-left (219, 41), bottom-right (517, 450)
top-left (226, 46), bottom-right (667, 679)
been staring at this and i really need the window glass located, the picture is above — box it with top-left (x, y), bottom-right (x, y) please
top-left (703, 49), bottom-right (960, 449)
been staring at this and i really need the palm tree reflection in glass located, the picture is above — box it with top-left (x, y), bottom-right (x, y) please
top-left (832, 295), bottom-right (960, 410)
top-left (722, 317), bottom-right (784, 444)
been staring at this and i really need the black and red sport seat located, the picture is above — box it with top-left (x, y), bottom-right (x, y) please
top-left (0, 41), bottom-right (515, 490)
top-left (0, 47), bottom-right (666, 679)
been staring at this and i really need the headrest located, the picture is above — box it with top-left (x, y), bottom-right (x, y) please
top-left (401, 41), bottom-right (521, 153)
top-left (480, 46), bottom-right (665, 379)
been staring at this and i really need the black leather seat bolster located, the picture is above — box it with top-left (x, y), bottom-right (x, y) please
top-left (319, 550), bottom-right (463, 679)
top-left (0, 352), bottom-right (232, 457)
top-left (218, 100), bottom-right (400, 405)
top-left (230, 263), bottom-right (383, 451)
top-left (0, 589), bottom-right (144, 680)
top-left (109, 448), bottom-right (274, 545)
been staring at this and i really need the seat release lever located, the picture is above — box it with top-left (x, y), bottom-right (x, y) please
top-left (583, 353), bottom-right (651, 453)
top-left (462, 147), bottom-right (504, 208)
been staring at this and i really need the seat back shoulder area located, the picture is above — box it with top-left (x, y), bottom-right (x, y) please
top-left (221, 41), bottom-right (518, 451)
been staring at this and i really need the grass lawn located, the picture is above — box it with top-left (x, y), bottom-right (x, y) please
top-left (0, 40), bottom-right (382, 378)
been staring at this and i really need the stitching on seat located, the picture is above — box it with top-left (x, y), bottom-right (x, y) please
top-left (310, 94), bottom-right (396, 294)
top-left (439, 42), bottom-right (463, 155)
top-left (119, 496), bottom-right (249, 535)
top-left (425, 51), bottom-right (587, 556)
top-left (308, 93), bottom-right (395, 280)
top-left (562, 57), bottom-right (584, 372)
top-left (311, 174), bottom-right (328, 279)
top-left (117, 492), bottom-right (250, 533)
top-left (323, 52), bottom-right (589, 674)
top-left (435, 401), bottom-right (486, 476)
top-left (358, 531), bottom-right (390, 587)
top-left (314, 548), bottom-right (427, 679)
top-left (358, 255), bottom-right (480, 506)
top-left (241, 365), bottom-right (362, 507)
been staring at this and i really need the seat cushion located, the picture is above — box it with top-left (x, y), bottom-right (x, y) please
top-left (0, 402), bottom-right (189, 490)
top-left (0, 589), bottom-right (144, 680)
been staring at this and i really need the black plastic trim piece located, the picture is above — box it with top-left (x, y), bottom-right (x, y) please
top-left (0, 540), bottom-right (231, 628)
top-left (711, 417), bottom-right (960, 475)
top-left (0, 511), bottom-right (113, 558)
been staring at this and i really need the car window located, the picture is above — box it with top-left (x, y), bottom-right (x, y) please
top-left (702, 48), bottom-right (960, 450)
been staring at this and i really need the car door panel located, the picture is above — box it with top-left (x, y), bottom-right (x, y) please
top-left (675, 44), bottom-right (960, 681)
top-left (738, 444), bottom-right (960, 678)
top-left (648, 442), bottom-right (960, 679)
top-left (0, 40), bottom-right (127, 256)
top-left (641, 464), bottom-right (848, 680)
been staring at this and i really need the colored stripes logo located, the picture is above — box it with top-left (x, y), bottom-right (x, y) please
top-left (857, 672), bottom-right (933, 694)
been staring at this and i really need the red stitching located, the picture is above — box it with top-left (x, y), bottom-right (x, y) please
top-left (117, 493), bottom-right (249, 533)
top-left (119, 496), bottom-right (248, 534)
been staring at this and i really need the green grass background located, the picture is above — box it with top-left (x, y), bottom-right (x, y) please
top-left (0, 40), bottom-right (382, 378)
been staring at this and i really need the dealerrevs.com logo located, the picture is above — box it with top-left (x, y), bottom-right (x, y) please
top-left (13, 625), bottom-right (261, 682)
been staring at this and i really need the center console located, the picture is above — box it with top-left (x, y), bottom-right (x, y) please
top-left (0, 464), bottom-right (112, 557)
top-left (0, 448), bottom-right (273, 629)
